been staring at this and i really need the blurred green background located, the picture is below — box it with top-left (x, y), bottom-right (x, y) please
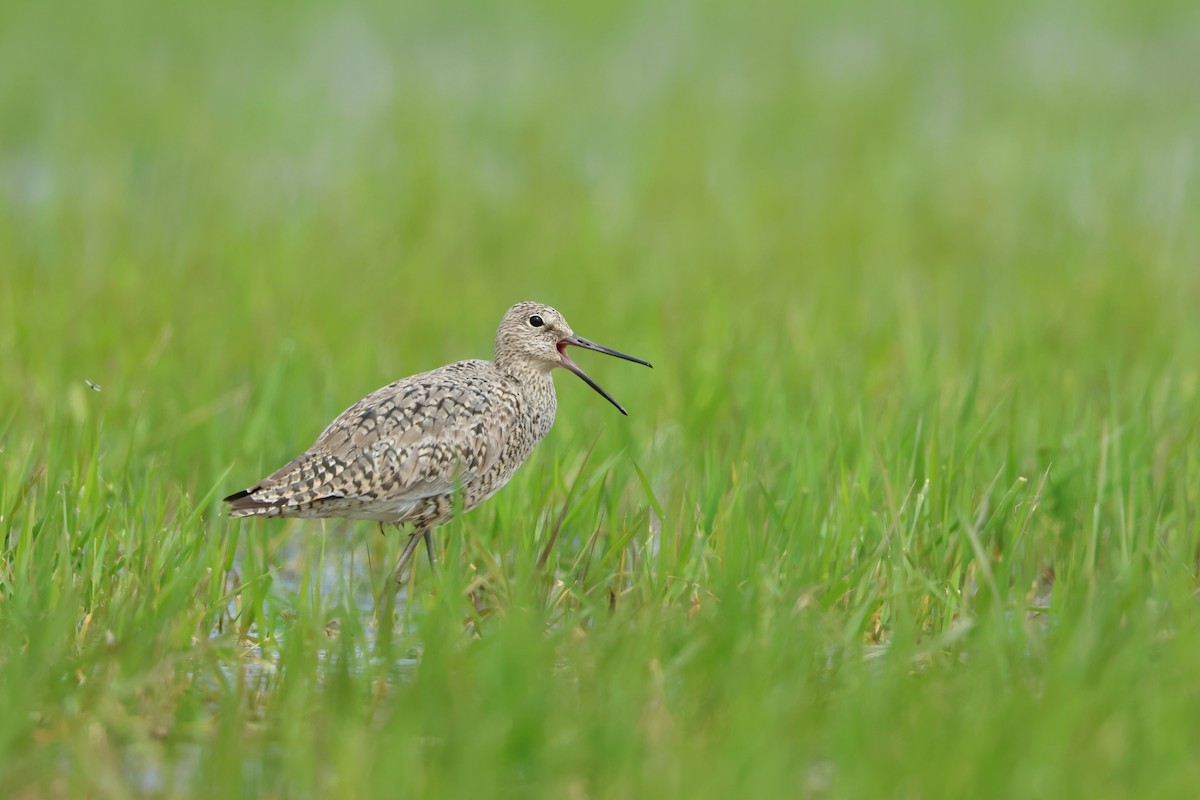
top-left (3, 0), bottom-right (1200, 797)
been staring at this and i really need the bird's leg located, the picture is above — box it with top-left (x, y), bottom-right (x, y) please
top-left (391, 530), bottom-right (425, 587)
top-left (422, 530), bottom-right (438, 581)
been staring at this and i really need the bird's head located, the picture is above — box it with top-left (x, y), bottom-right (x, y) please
top-left (494, 300), bottom-right (652, 415)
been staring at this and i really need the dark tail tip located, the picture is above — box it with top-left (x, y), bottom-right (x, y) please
top-left (223, 488), bottom-right (277, 512)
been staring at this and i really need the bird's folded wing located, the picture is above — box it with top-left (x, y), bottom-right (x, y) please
top-left (234, 376), bottom-right (513, 511)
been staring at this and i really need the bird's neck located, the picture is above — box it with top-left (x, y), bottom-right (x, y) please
top-left (495, 357), bottom-right (554, 392)
top-left (495, 360), bottom-right (557, 432)
top-left (495, 353), bottom-right (552, 382)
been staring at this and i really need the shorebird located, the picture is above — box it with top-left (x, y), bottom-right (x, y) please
top-left (224, 301), bottom-right (651, 583)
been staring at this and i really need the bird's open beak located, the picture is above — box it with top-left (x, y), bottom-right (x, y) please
top-left (556, 335), bottom-right (653, 415)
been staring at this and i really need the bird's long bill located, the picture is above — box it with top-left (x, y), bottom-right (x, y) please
top-left (558, 335), bottom-right (653, 416)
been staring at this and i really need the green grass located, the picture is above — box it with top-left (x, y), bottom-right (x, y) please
top-left (3, 0), bottom-right (1200, 796)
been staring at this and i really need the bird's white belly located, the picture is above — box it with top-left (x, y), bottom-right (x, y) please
top-left (293, 497), bottom-right (420, 523)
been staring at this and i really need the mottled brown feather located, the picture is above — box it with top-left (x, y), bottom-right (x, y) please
top-left (224, 302), bottom-right (576, 530)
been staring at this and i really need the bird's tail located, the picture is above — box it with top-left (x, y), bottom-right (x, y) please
top-left (223, 488), bottom-right (285, 517)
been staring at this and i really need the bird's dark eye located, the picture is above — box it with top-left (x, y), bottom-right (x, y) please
top-left (529, 315), bottom-right (544, 327)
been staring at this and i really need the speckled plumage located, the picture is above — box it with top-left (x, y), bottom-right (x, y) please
top-left (225, 301), bottom-right (650, 580)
